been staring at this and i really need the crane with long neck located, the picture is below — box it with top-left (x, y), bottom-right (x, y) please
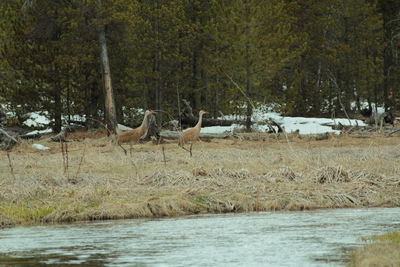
top-left (116, 109), bottom-right (156, 155)
top-left (178, 110), bottom-right (208, 156)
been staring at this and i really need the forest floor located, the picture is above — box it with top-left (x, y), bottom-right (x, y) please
top-left (1, 130), bottom-right (400, 229)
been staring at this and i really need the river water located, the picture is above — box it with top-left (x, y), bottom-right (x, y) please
top-left (0, 208), bottom-right (399, 266)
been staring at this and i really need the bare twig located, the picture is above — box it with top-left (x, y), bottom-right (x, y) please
top-left (283, 131), bottom-right (295, 154)
top-left (74, 144), bottom-right (86, 180)
top-left (225, 73), bottom-right (256, 110)
top-left (66, 142), bottom-right (69, 174)
top-left (86, 117), bottom-right (113, 136)
top-left (327, 70), bottom-right (352, 128)
top-left (162, 145), bottom-right (167, 166)
top-left (152, 110), bottom-right (176, 127)
top-left (177, 85), bottom-right (182, 132)
top-left (6, 151), bottom-right (15, 180)
top-left (60, 140), bottom-right (69, 175)
top-left (0, 128), bottom-right (19, 144)
top-left (386, 128), bottom-right (400, 136)
top-left (128, 157), bottom-right (139, 179)
top-left (225, 73), bottom-right (280, 133)
top-left (61, 141), bottom-right (65, 173)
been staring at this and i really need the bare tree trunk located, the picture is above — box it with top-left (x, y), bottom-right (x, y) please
top-left (53, 85), bottom-right (62, 133)
top-left (213, 74), bottom-right (219, 119)
top-left (154, 0), bottom-right (163, 126)
top-left (245, 63), bottom-right (252, 131)
top-left (98, 24), bottom-right (117, 134)
top-left (245, 23), bottom-right (252, 132)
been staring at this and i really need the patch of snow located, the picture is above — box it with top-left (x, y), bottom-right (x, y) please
top-left (23, 112), bottom-right (51, 127)
top-left (352, 101), bottom-right (385, 114)
top-left (25, 128), bottom-right (53, 136)
top-left (204, 105), bottom-right (366, 135)
top-left (117, 124), bottom-right (133, 131)
top-left (32, 144), bottom-right (50, 150)
top-left (68, 114), bottom-right (86, 122)
top-left (1, 103), bottom-right (16, 117)
top-left (275, 116), bottom-right (365, 135)
top-left (122, 107), bottom-right (145, 120)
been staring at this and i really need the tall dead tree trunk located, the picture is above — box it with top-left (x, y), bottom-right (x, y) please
top-left (98, 24), bottom-right (117, 134)
top-left (245, 23), bottom-right (252, 132)
top-left (154, 0), bottom-right (163, 127)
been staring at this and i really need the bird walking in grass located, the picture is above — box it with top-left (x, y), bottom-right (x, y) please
top-left (178, 110), bottom-right (208, 157)
top-left (116, 110), bottom-right (156, 155)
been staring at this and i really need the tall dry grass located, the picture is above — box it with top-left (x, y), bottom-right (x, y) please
top-left (0, 131), bottom-right (399, 227)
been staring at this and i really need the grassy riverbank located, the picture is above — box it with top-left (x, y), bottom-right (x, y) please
top-left (348, 232), bottom-right (400, 266)
top-left (1, 131), bottom-right (400, 228)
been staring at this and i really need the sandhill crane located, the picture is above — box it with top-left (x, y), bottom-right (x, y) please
top-left (116, 110), bottom-right (156, 155)
top-left (178, 110), bottom-right (208, 157)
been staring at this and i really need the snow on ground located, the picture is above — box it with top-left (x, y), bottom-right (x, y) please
top-left (25, 128), bottom-right (53, 136)
top-left (6, 106), bottom-right (366, 136)
top-left (202, 107), bottom-right (366, 135)
top-left (23, 113), bottom-right (86, 135)
top-left (23, 112), bottom-right (51, 127)
top-left (32, 144), bottom-right (50, 150)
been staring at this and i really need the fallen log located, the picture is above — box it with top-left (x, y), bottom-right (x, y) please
top-left (160, 130), bottom-right (232, 140)
top-left (179, 117), bottom-right (241, 127)
top-left (0, 127), bottom-right (19, 151)
top-left (265, 118), bottom-right (284, 133)
top-left (20, 132), bottom-right (42, 139)
top-left (123, 117), bottom-right (239, 130)
top-left (49, 124), bottom-right (86, 142)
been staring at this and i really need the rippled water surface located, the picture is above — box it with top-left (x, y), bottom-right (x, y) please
top-left (0, 208), bottom-right (399, 266)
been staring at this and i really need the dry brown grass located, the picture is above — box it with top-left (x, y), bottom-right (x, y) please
top-left (348, 232), bottom-right (400, 267)
top-left (1, 132), bottom-right (400, 227)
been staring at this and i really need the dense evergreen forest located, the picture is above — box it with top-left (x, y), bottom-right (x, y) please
top-left (0, 0), bottom-right (399, 132)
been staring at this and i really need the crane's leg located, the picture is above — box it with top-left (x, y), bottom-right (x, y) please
top-left (181, 146), bottom-right (191, 154)
top-left (118, 143), bottom-right (127, 155)
top-left (179, 144), bottom-right (192, 157)
top-left (129, 144), bottom-right (133, 157)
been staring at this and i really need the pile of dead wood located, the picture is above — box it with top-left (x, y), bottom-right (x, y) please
top-left (0, 107), bottom-right (86, 150)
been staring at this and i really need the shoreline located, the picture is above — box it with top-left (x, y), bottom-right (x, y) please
top-left (348, 232), bottom-right (400, 266)
top-left (1, 196), bottom-right (399, 229)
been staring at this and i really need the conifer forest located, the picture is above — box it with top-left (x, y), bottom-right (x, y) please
top-left (0, 0), bottom-right (399, 132)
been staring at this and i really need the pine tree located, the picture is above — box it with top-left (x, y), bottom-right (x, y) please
top-left (223, 0), bottom-right (301, 129)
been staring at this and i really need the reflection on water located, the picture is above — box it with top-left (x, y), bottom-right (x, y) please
top-left (0, 208), bottom-right (399, 266)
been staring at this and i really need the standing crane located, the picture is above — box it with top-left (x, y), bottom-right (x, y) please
top-left (178, 110), bottom-right (208, 157)
top-left (116, 110), bottom-right (156, 155)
